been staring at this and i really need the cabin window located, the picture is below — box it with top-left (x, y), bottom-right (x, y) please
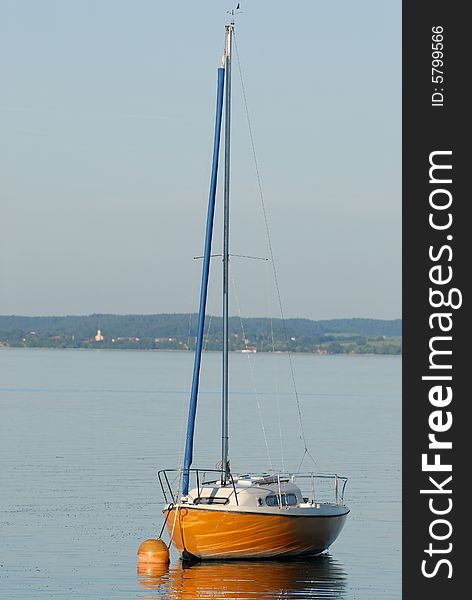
top-left (265, 493), bottom-right (297, 507)
top-left (194, 497), bottom-right (229, 505)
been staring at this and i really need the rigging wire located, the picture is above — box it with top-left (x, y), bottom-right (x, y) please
top-left (265, 261), bottom-right (285, 472)
top-left (186, 312), bottom-right (193, 352)
top-left (186, 263), bottom-right (198, 352)
top-left (234, 32), bottom-right (319, 471)
top-left (230, 265), bottom-right (273, 471)
top-left (171, 261), bottom-right (201, 514)
top-left (203, 313), bottom-right (213, 352)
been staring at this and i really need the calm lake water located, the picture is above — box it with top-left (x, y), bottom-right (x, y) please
top-left (0, 348), bottom-right (401, 599)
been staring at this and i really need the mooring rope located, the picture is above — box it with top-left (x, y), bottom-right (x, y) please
top-left (168, 501), bottom-right (181, 550)
top-left (159, 502), bottom-right (173, 538)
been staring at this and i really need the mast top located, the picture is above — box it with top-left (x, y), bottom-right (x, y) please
top-left (220, 5), bottom-right (241, 66)
top-left (221, 17), bottom-right (235, 67)
top-left (226, 3), bottom-right (242, 26)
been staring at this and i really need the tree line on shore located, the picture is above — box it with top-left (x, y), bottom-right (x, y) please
top-left (0, 314), bottom-right (402, 354)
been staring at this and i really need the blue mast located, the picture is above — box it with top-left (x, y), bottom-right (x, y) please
top-left (181, 66), bottom-right (225, 497)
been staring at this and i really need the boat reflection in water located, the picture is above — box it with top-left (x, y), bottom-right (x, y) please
top-left (137, 554), bottom-right (346, 599)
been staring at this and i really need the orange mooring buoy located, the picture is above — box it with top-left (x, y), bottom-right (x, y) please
top-left (137, 539), bottom-right (170, 565)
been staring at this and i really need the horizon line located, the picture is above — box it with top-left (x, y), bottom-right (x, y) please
top-left (0, 312), bottom-right (402, 321)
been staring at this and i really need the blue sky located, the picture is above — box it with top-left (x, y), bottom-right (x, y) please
top-left (0, 0), bottom-right (400, 319)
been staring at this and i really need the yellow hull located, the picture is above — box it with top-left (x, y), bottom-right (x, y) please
top-left (164, 506), bottom-right (348, 560)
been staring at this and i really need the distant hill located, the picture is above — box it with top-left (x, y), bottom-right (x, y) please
top-left (0, 314), bottom-right (401, 354)
top-left (0, 313), bottom-right (401, 338)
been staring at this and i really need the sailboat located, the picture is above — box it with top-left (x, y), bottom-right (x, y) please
top-left (158, 17), bottom-right (349, 561)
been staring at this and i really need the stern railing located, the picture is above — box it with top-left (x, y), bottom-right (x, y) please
top-left (158, 468), bottom-right (240, 506)
top-left (158, 469), bottom-right (348, 507)
top-left (289, 473), bottom-right (348, 506)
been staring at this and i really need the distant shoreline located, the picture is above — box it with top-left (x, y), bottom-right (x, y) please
top-left (0, 345), bottom-right (402, 355)
top-left (0, 313), bottom-right (402, 355)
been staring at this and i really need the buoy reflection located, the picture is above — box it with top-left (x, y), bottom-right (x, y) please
top-left (137, 554), bottom-right (346, 599)
top-left (137, 563), bottom-right (170, 589)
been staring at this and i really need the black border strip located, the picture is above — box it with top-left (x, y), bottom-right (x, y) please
top-left (403, 2), bottom-right (467, 596)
